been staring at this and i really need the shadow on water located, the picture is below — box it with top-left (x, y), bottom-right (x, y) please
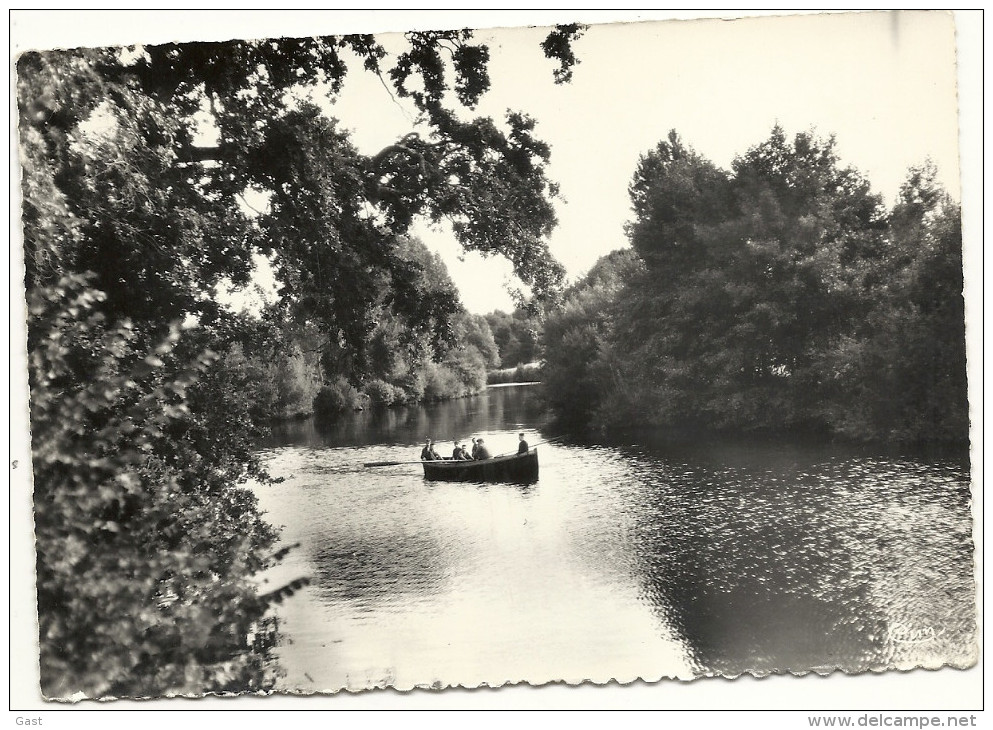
top-left (628, 462), bottom-right (887, 675)
top-left (615, 435), bottom-right (976, 675)
top-left (571, 424), bottom-right (970, 471)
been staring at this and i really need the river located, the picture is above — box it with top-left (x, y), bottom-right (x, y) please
top-left (250, 384), bottom-right (977, 693)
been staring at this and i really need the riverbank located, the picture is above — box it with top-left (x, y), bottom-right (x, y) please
top-left (487, 361), bottom-right (542, 385)
top-left (272, 380), bottom-right (494, 424)
top-left (274, 364), bottom-right (543, 425)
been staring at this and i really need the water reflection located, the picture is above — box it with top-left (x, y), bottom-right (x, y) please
top-left (618, 440), bottom-right (975, 675)
top-left (262, 384), bottom-right (549, 451)
top-left (252, 385), bottom-right (977, 691)
top-left (628, 460), bottom-right (884, 675)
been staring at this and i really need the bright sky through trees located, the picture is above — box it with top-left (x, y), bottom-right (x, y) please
top-left (317, 11), bottom-right (964, 313)
top-left (12, 10), bottom-right (970, 314)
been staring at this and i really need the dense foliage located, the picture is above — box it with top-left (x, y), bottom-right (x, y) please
top-left (484, 308), bottom-right (543, 368)
top-left (541, 249), bottom-right (643, 424)
top-left (18, 24), bottom-right (584, 697)
top-left (260, 236), bottom-right (499, 418)
top-left (28, 276), bottom-right (293, 698)
top-left (543, 129), bottom-right (967, 443)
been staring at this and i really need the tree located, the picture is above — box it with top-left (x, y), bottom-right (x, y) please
top-left (19, 28), bottom-right (584, 330)
top-left (460, 313), bottom-right (501, 369)
top-left (18, 23), bottom-right (586, 696)
top-left (485, 307), bottom-right (542, 367)
top-left (542, 249), bottom-right (643, 426)
top-left (815, 163), bottom-right (967, 441)
top-left (18, 50), bottom-right (254, 331)
top-left (607, 128), bottom-right (888, 431)
top-left (543, 128), bottom-right (965, 443)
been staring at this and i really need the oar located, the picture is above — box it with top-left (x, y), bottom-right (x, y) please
top-left (489, 435), bottom-right (567, 459)
top-left (363, 459), bottom-right (432, 468)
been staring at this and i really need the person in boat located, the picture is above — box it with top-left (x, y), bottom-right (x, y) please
top-left (470, 438), bottom-right (480, 460)
top-left (475, 438), bottom-right (492, 460)
top-left (517, 432), bottom-right (529, 455)
top-left (420, 439), bottom-right (439, 461)
top-left (452, 441), bottom-right (472, 460)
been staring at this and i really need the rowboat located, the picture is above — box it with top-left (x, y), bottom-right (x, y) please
top-left (422, 448), bottom-right (539, 483)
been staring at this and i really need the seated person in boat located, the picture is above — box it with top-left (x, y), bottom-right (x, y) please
top-left (420, 439), bottom-right (439, 461)
top-left (517, 432), bottom-right (529, 455)
top-left (474, 438), bottom-right (492, 460)
top-left (452, 441), bottom-right (472, 460)
top-left (470, 437), bottom-right (480, 460)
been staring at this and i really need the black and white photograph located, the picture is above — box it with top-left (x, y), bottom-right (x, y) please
top-left (10, 9), bottom-right (981, 715)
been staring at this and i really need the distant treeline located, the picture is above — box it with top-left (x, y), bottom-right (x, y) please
top-left (248, 241), bottom-right (504, 423)
top-left (487, 362), bottom-right (543, 385)
top-left (541, 128), bottom-right (968, 444)
top-left (260, 292), bottom-right (545, 417)
top-left (483, 309), bottom-right (541, 370)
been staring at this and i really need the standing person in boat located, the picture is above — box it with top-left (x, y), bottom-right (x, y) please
top-left (420, 439), bottom-right (439, 461)
top-left (475, 438), bottom-right (492, 460)
top-left (517, 432), bottom-right (529, 455)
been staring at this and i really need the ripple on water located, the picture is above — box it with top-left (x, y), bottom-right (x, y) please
top-left (250, 391), bottom-right (976, 688)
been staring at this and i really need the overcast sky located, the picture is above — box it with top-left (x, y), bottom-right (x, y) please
top-left (11, 10), bottom-right (974, 316)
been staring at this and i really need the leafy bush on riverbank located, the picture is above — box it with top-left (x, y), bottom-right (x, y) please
top-left (314, 378), bottom-right (365, 418)
top-left (309, 346), bottom-right (489, 414)
top-left (252, 250), bottom-right (494, 418)
top-left (363, 378), bottom-right (403, 406)
top-left (416, 347), bottom-right (488, 402)
top-left (28, 277), bottom-right (284, 697)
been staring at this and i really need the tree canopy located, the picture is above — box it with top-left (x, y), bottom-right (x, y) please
top-left (19, 30), bottom-right (579, 322)
top-left (543, 128), bottom-right (967, 443)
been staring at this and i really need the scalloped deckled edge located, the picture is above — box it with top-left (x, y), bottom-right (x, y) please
top-left (43, 655), bottom-right (980, 703)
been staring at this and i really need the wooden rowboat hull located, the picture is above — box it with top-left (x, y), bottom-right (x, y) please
top-left (422, 449), bottom-right (539, 484)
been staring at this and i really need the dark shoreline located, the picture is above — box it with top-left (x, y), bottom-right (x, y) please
top-left (276, 383), bottom-right (971, 463)
top-left (556, 422), bottom-right (973, 464)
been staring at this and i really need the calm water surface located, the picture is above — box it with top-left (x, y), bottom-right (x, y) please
top-left (251, 385), bottom-right (977, 692)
